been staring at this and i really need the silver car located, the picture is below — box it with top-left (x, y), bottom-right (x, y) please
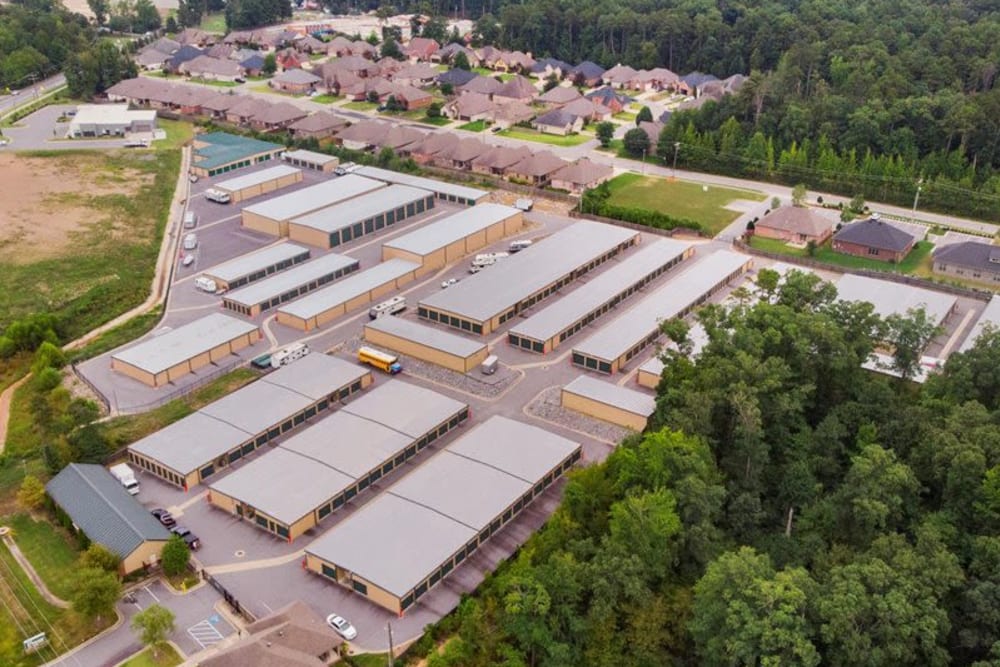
top-left (326, 614), bottom-right (357, 640)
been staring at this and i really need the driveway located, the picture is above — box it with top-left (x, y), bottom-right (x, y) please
top-left (1, 104), bottom-right (131, 151)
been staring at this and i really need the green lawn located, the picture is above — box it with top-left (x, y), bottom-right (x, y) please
top-left (120, 644), bottom-right (183, 667)
top-left (311, 94), bottom-right (341, 104)
top-left (5, 514), bottom-right (81, 600)
top-left (497, 128), bottom-right (593, 147)
top-left (189, 78), bottom-right (238, 88)
top-left (614, 111), bottom-right (637, 122)
top-left (605, 173), bottom-right (766, 235)
top-left (199, 13), bottom-right (226, 33)
top-left (749, 236), bottom-right (936, 275)
top-left (458, 120), bottom-right (487, 132)
top-left (343, 653), bottom-right (392, 667)
top-left (344, 101), bottom-right (379, 111)
top-left (415, 116), bottom-right (452, 126)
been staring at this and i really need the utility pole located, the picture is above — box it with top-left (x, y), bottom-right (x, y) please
top-left (672, 141), bottom-right (680, 181)
top-left (386, 622), bottom-right (395, 667)
top-left (910, 178), bottom-right (923, 225)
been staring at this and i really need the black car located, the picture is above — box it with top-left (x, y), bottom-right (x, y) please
top-left (170, 526), bottom-right (201, 550)
top-left (150, 508), bottom-right (176, 527)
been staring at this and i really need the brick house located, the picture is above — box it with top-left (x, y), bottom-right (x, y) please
top-left (755, 207), bottom-right (835, 245)
top-left (832, 216), bottom-right (916, 263)
top-left (932, 241), bottom-right (1000, 284)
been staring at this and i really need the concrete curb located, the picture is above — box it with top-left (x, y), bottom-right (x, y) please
top-left (39, 608), bottom-right (125, 667)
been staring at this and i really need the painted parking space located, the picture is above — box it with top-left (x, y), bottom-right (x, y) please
top-left (187, 615), bottom-right (225, 650)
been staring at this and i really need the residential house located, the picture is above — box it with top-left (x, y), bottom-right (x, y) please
top-left (699, 73), bottom-right (747, 101)
top-left (534, 108), bottom-right (584, 135)
top-left (206, 43), bottom-right (234, 60)
top-left (531, 57), bottom-right (571, 80)
top-left (199, 92), bottom-right (242, 119)
top-left (225, 97), bottom-right (271, 125)
top-left (180, 55), bottom-right (243, 82)
top-left (223, 30), bottom-right (254, 46)
top-left (380, 125), bottom-right (427, 152)
top-left (376, 57), bottom-right (404, 78)
top-left (569, 61), bottom-right (606, 87)
top-left (341, 76), bottom-right (393, 102)
top-left (335, 120), bottom-right (391, 150)
top-left (832, 216), bottom-right (917, 263)
top-left (437, 68), bottom-right (477, 88)
top-left (434, 43), bottom-right (479, 66)
top-left (630, 67), bottom-right (680, 91)
top-left (349, 40), bottom-right (378, 59)
top-left (754, 207), bottom-right (835, 245)
top-left (560, 97), bottom-right (612, 123)
top-left (408, 132), bottom-right (460, 163)
top-left (471, 145), bottom-right (532, 176)
top-left (679, 71), bottom-right (719, 97)
top-left (275, 48), bottom-right (303, 71)
top-left (495, 50), bottom-right (535, 73)
top-left (165, 45), bottom-right (204, 73)
top-left (176, 28), bottom-right (213, 47)
top-left (476, 45), bottom-right (504, 69)
top-left (603, 63), bottom-right (639, 88)
top-left (250, 102), bottom-right (309, 131)
top-left (135, 49), bottom-right (170, 71)
top-left (404, 37), bottom-right (439, 62)
top-left (488, 100), bottom-right (535, 129)
top-left (494, 75), bottom-right (537, 103)
top-left (538, 85), bottom-right (582, 106)
top-left (506, 150), bottom-right (567, 186)
top-left (550, 157), bottom-right (614, 194)
top-left (638, 121), bottom-right (664, 154)
top-left (240, 54), bottom-right (266, 77)
top-left (173, 87), bottom-right (219, 115)
top-left (325, 35), bottom-right (353, 56)
top-left (318, 62), bottom-right (361, 94)
top-left (391, 63), bottom-right (439, 87)
top-left (288, 111), bottom-right (349, 139)
top-left (460, 75), bottom-right (505, 97)
top-left (932, 241), bottom-right (1000, 284)
top-left (388, 83), bottom-right (433, 110)
top-left (269, 68), bottom-right (322, 94)
top-left (439, 137), bottom-right (490, 170)
top-left (585, 86), bottom-right (631, 113)
top-left (329, 55), bottom-right (380, 78)
top-left (296, 34), bottom-right (328, 54)
top-left (444, 92), bottom-right (495, 121)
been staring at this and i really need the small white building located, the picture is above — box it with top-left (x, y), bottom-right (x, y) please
top-left (68, 104), bottom-right (158, 138)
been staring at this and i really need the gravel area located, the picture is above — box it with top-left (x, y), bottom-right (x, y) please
top-left (526, 386), bottom-right (632, 444)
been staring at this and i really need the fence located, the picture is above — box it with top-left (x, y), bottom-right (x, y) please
top-left (203, 570), bottom-right (256, 624)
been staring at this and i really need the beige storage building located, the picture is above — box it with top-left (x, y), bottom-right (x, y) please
top-left (202, 242), bottom-right (311, 291)
top-left (283, 148), bottom-right (340, 173)
top-left (381, 204), bottom-right (523, 275)
top-left (241, 174), bottom-right (386, 237)
top-left (636, 356), bottom-right (664, 389)
top-left (110, 313), bottom-right (260, 387)
top-left (364, 316), bottom-right (489, 373)
top-left (212, 165), bottom-right (304, 204)
top-left (222, 253), bottom-right (360, 317)
top-left (208, 381), bottom-right (470, 541)
top-left (356, 165), bottom-right (489, 206)
top-left (561, 375), bottom-right (656, 431)
top-left (305, 416), bottom-right (582, 615)
top-left (276, 259), bottom-right (421, 331)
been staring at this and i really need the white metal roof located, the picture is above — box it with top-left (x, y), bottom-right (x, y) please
top-left (835, 273), bottom-right (957, 328)
top-left (510, 238), bottom-right (693, 342)
top-left (381, 204), bottom-right (521, 256)
top-left (242, 174), bottom-right (385, 222)
top-left (203, 242), bottom-right (311, 283)
top-left (573, 250), bottom-right (750, 363)
top-left (960, 295), bottom-right (1000, 353)
top-left (638, 355), bottom-right (665, 377)
top-left (419, 221), bottom-right (638, 322)
top-left (340, 378), bottom-right (467, 439)
top-left (277, 259), bottom-right (420, 320)
top-left (444, 415), bottom-right (580, 482)
top-left (289, 185), bottom-right (432, 234)
top-left (259, 352), bottom-right (370, 401)
top-left (356, 165), bottom-right (488, 202)
top-left (562, 374), bottom-right (656, 418)
top-left (279, 410), bottom-right (412, 478)
top-left (129, 411), bottom-right (253, 475)
top-left (111, 313), bottom-right (258, 374)
top-left (222, 253), bottom-right (359, 308)
top-left (283, 148), bottom-right (339, 166)
top-left (364, 316), bottom-right (487, 359)
top-left (70, 104), bottom-right (156, 126)
top-left (213, 164), bottom-right (302, 193)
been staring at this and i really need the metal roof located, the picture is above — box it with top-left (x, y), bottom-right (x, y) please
top-left (277, 259), bottom-right (420, 320)
top-left (638, 355), bottom-right (665, 377)
top-left (444, 415), bottom-right (580, 482)
top-left (960, 295), bottom-right (1000, 353)
top-left (562, 375), bottom-right (656, 418)
top-left (259, 352), bottom-right (370, 401)
top-left (46, 464), bottom-right (171, 559)
top-left (223, 253), bottom-right (359, 308)
top-left (214, 165), bottom-right (302, 193)
top-left (573, 250), bottom-right (751, 362)
top-left (419, 221), bottom-right (638, 322)
top-left (382, 204), bottom-right (521, 256)
top-left (283, 149), bottom-right (339, 166)
top-left (289, 185), bottom-right (432, 234)
top-left (200, 383), bottom-right (319, 437)
top-left (279, 410), bottom-right (412, 478)
top-left (510, 239), bottom-right (693, 342)
top-left (341, 378), bottom-right (467, 439)
top-left (193, 132), bottom-right (285, 170)
top-left (835, 273), bottom-right (956, 328)
top-left (203, 242), bottom-right (311, 283)
top-left (242, 174), bottom-right (385, 222)
top-left (129, 412), bottom-right (253, 475)
top-left (111, 313), bottom-right (259, 374)
top-left (365, 315), bottom-right (487, 359)
top-left (356, 165), bottom-right (489, 202)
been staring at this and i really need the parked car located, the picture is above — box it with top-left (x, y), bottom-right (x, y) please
top-left (170, 526), bottom-right (201, 550)
top-left (150, 508), bottom-right (176, 527)
top-left (441, 278), bottom-right (459, 289)
top-left (181, 253), bottom-right (195, 267)
top-left (234, 77), bottom-right (246, 84)
top-left (326, 614), bottom-right (357, 640)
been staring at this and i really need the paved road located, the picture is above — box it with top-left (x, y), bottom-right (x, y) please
top-left (0, 74), bottom-right (66, 116)
top-left (1, 104), bottom-right (133, 151)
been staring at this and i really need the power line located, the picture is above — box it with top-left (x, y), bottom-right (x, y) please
top-left (0, 550), bottom-right (78, 665)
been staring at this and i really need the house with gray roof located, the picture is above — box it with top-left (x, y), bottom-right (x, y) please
top-left (534, 108), bottom-right (583, 136)
top-left (569, 61), bottom-right (605, 86)
top-left (46, 464), bottom-right (170, 574)
top-left (437, 67), bottom-right (477, 88)
top-left (270, 68), bottom-right (322, 94)
top-left (933, 241), bottom-right (1000, 284)
top-left (832, 216), bottom-right (916, 263)
top-left (531, 57), bottom-right (571, 79)
top-left (756, 207), bottom-right (835, 245)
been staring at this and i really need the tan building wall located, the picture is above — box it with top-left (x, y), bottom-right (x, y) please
top-left (636, 368), bottom-right (660, 389)
top-left (560, 390), bottom-right (650, 431)
top-left (209, 489), bottom-right (318, 541)
top-left (242, 210), bottom-right (288, 237)
top-left (223, 170), bottom-right (303, 204)
top-left (121, 540), bottom-right (167, 575)
top-left (287, 224), bottom-right (330, 248)
top-left (363, 325), bottom-right (488, 373)
top-left (277, 271), bottom-right (419, 331)
top-left (113, 326), bottom-right (260, 388)
top-left (380, 212), bottom-right (523, 274)
top-left (306, 553), bottom-right (403, 615)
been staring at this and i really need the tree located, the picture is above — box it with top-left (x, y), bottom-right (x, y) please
top-left (17, 475), bottom-right (45, 511)
top-left (133, 0), bottom-right (162, 31)
top-left (771, 195), bottom-right (782, 208)
top-left (161, 535), bottom-right (189, 577)
top-left (176, 0), bottom-right (202, 28)
top-left (131, 604), bottom-right (175, 658)
top-left (623, 128), bottom-right (650, 157)
top-left (385, 95), bottom-right (403, 112)
top-left (262, 52), bottom-right (276, 76)
top-left (87, 0), bottom-right (110, 25)
top-left (837, 443), bottom-right (920, 546)
top-left (380, 39), bottom-right (402, 60)
top-left (885, 308), bottom-right (941, 381)
top-left (439, 82), bottom-right (453, 96)
top-left (79, 544), bottom-right (121, 573)
top-left (72, 568), bottom-right (121, 622)
top-left (792, 183), bottom-right (808, 206)
top-left (452, 50), bottom-right (470, 71)
top-left (472, 13), bottom-right (500, 47)
top-left (595, 121), bottom-right (615, 148)
top-left (426, 101), bottom-right (442, 118)
top-left (635, 106), bottom-right (653, 125)
top-left (165, 15), bottom-right (177, 32)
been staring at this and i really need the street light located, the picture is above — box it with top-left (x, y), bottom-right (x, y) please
top-left (911, 178), bottom-right (923, 224)
top-left (672, 142), bottom-right (681, 181)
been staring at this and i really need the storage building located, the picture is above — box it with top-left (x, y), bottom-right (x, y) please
top-left (835, 273), bottom-right (957, 330)
top-left (507, 238), bottom-right (694, 353)
top-left (417, 222), bottom-right (640, 335)
top-left (211, 165), bottom-right (303, 203)
top-left (202, 242), bottom-right (311, 291)
top-left (208, 381), bottom-right (469, 541)
top-left (282, 149), bottom-right (340, 172)
top-left (960, 295), bottom-right (1000, 354)
top-left (355, 165), bottom-right (489, 206)
top-left (191, 132), bottom-right (286, 178)
top-left (364, 316), bottom-right (489, 373)
top-left (636, 355), bottom-right (664, 389)
top-left (571, 251), bottom-right (752, 374)
top-left (222, 253), bottom-right (360, 317)
top-left (287, 186), bottom-right (435, 249)
top-left (381, 204), bottom-right (523, 274)
top-left (241, 175), bottom-right (386, 237)
top-left (111, 313), bottom-right (261, 387)
top-left (276, 259), bottom-right (421, 331)
top-left (561, 375), bottom-right (655, 431)
top-left (68, 104), bottom-right (157, 137)
top-left (305, 416), bottom-right (581, 615)
top-left (128, 354), bottom-right (373, 488)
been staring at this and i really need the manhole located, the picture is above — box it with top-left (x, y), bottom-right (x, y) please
top-left (234, 550), bottom-right (246, 558)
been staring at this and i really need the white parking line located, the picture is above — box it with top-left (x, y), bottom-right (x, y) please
top-left (143, 585), bottom-right (160, 602)
top-left (187, 619), bottom-right (225, 650)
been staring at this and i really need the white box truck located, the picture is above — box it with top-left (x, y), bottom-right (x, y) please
top-left (194, 276), bottom-right (218, 293)
top-left (109, 463), bottom-right (139, 495)
top-left (205, 189), bottom-right (231, 204)
top-left (271, 342), bottom-right (309, 368)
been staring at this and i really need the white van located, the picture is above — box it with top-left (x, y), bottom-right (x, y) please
top-left (194, 276), bottom-right (217, 293)
top-left (509, 240), bottom-right (533, 253)
top-left (474, 252), bottom-right (509, 263)
top-left (368, 296), bottom-right (406, 319)
top-left (205, 189), bottom-right (231, 204)
top-left (481, 355), bottom-right (499, 375)
top-left (183, 233), bottom-right (198, 250)
top-left (183, 212), bottom-right (198, 229)
top-left (271, 343), bottom-right (309, 368)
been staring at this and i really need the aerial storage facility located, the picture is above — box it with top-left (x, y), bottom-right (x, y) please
top-left (211, 165), bottom-right (303, 203)
top-left (835, 273), bottom-right (957, 330)
top-left (110, 313), bottom-right (261, 387)
top-left (571, 250), bottom-right (752, 374)
top-left (283, 148), bottom-right (340, 172)
top-left (636, 355), bottom-right (664, 389)
top-left (222, 252), bottom-right (360, 317)
top-left (364, 316), bottom-right (489, 373)
top-left (417, 221), bottom-right (640, 335)
top-left (127, 354), bottom-right (373, 488)
top-left (305, 416), bottom-right (581, 614)
top-left (191, 132), bottom-right (285, 178)
top-left (561, 375), bottom-right (656, 431)
top-left (275, 259), bottom-right (421, 331)
top-left (241, 174), bottom-right (386, 237)
top-left (381, 204), bottom-right (523, 274)
top-left (287, 185), bottom-right (435, 249)
top-left (356, 165), bottom-right (489, 206)
top-left (507, 238), bottom-right (695, 353)
top-left (201, 242), bottom-right (311, 291)
top-left (208, 380), bottom-right (470, 541)
top-left (959, 295), bottom-right (1000, 354)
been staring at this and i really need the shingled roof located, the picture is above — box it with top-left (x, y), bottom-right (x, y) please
top-left (933, 241), bottom-right (1000, 272)
top-left (834, 217), bottom-right (916, 252)
top-left (757, 206), bottom-right (835, 238)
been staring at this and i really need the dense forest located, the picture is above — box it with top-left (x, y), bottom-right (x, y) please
top-left (413, 270), bottom-right (1000, 666)
top-left (0, 0), bottom-right (93, 89)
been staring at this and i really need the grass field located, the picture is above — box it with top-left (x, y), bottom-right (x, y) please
top-left (614, 111), bottom-right (637, 122)
top-left (198, 13), bottom-right (226, 33)
top-left (605, 173), bottom-right (766, 234)
top-left (458, 120), bottom-right (487, 132)
top-left (749, 236), bottom-right (936, 274)
top-left (5, 514), bottom-right (81, 600)
top-left (312, 94), bottom-right (341, 104)
top-left (120, 644), bottom-right (183, 667)
top-left (497, 128), bottom-right (592, 147)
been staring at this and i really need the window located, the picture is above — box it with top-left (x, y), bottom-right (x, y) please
top-left (868, 247), bottom-right (879, 256)
top-left (322, 564), bottom-right (337, 579)
top-left (353, 580), bottom-right (368, 595)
